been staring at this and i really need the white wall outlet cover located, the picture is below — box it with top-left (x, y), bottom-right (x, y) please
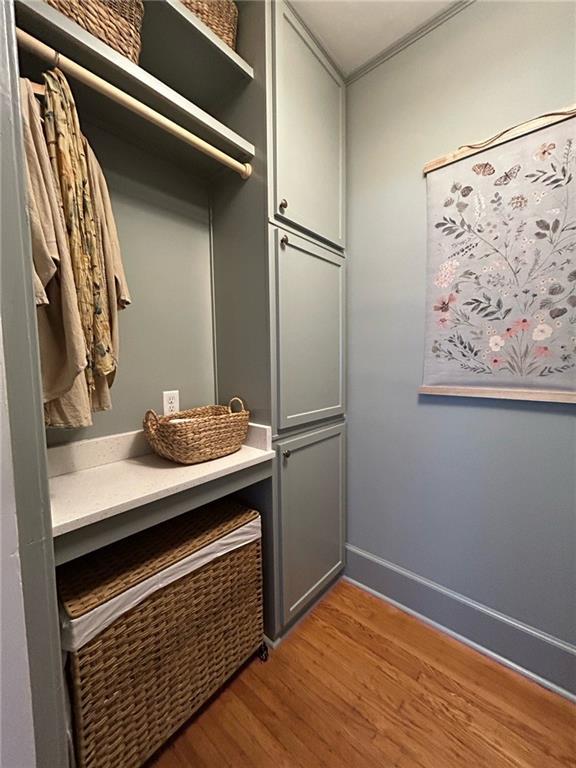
top-left (163, 390), bottom-right (180, 416)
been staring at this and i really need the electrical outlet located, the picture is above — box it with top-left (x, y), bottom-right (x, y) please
top-left (163, 390), bottom-right (179, 416)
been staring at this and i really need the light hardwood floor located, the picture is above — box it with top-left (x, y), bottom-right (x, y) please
top-left (149, 580), bottom-right (575, 768)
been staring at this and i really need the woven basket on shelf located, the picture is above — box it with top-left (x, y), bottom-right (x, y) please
top-left (181, 0), bottom-right (238, 49)
top-left (144, 397), bottom-right (249, 465)
top-left (58, 500), bottom-right (264, 768)
top-left (44, 0), bottom-right (144, 63)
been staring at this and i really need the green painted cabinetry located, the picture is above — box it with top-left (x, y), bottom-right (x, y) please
top-left (271, 1), bottom-right (345, 249)
top-left (277, 423), bottom-right (346, 624)
top-left (273, 228), bottom-right (345, 429)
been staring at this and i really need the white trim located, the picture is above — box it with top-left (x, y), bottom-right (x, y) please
top-left (344, 575), bottom-right (576, 704)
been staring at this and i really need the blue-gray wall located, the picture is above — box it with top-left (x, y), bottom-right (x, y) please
top-left (47, 124), bottom-right (215, 445)
top-left (346, 0), bottom-right (576, 696)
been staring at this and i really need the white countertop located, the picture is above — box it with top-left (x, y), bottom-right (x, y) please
top-left (49, 425), bottom-right (274, 537)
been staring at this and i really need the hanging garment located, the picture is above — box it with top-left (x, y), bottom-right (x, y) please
top-left (37, 69), bottom-right (131, 428)
top-left (46, 143), bottom-right (128, 425)
top-left (85, 142), bottom-right (131, 412)
top-left (21, 71), bottom-right (131, 427)
top-left (43, 68), bottom-right (116, 392)
top-left (43, 134), bottom-right (132, 420)
top-left (20, 78), bottom-right (87, 406)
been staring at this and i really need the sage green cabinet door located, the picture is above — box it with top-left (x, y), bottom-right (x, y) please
top-left (273, 1), bottom-right (345, 248)
top-left (278, 424), bottom-right (345, 624)
top-left (274, 229), bottom-right (345, 430)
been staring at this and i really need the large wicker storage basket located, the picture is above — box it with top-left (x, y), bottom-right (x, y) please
top-left (143, 397), bottom-right (249, 465)
top-left (57, 500), bottom-right (264, 768)
top-left (44, 0), bottom-right (144, 63)
top-left (181, 0), bottom-right (238, 49)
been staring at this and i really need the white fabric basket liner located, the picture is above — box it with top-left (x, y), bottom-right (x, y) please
top-left (60, 516), bottom-right (261, 652)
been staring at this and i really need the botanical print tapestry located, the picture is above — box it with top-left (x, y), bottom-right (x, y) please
top-left (422, 118), bottom-right (576, 400)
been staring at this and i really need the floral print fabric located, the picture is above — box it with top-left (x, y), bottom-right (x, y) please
top-left (423, 119), bottom-right (576, 394)
top-left (43, 68), bottom-right (115, 392)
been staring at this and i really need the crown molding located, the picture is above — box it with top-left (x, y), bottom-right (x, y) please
top-left (346, 0), bottom-right (476, 85)
top-left (285, 0), bottom-right (346, 80)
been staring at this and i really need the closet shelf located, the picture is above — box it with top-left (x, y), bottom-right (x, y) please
top-left (48, 424), bottom-right (274, 565)
top-left (49, 432), bottom-right (275, 538)
top-left (140, 0), bottom-right (254, 114)
top-left (15, 0), bottom-right (254, 176)
top-left (50, 443), bottom-right (274, 538)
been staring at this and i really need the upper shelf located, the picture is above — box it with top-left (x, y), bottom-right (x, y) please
top-left (140, 0), bottom-right (254, 114)
top-left (15, 0), bottom-right (254, 176)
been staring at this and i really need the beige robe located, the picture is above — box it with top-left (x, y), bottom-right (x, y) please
top-left (21, 73), bottom-right (131, 427)
top-left (43, 69), bottom-right (115, 391)
top-left (87, 143), bottom-right (131, 410)
top-left (43, 142), bottom-right (131, 425)
top-left (20, 78), bottom-right (87, 404)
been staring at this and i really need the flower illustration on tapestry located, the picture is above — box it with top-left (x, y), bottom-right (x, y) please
top-left (423, 118), bottom-right (576, 395)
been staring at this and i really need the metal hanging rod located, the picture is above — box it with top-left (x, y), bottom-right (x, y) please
top-left (15, 27), bottom-right (253, 180)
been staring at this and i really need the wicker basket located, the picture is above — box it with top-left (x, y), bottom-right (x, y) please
top-left (143, 397), bottom-right (249, 465)
top-left (58, 500), bottom-right (263, 768)
top-left (181, 0), bottom-right (238, 49)
top-left (44, 0), bottom-right (144, 63)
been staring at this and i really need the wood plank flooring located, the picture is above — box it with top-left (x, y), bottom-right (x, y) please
top-left (149, 580), bottom-right (575, 768)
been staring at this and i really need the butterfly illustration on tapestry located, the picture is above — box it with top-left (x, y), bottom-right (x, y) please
top-left (473, 161), bottom-right (522, 185)
top-left (494, 164), bottom-right (521, 186)
top-left (424, 118), bottom-right (576, 395)
top-left (472, 162), bottom-right (495, 176)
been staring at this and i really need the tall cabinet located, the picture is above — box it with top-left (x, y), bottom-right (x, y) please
top-left (2, 0), bottom-right (346, 762)
top-left (214, 0), bottom-right (346, 639)
top-left (271, 1), bottom-right (345, 247)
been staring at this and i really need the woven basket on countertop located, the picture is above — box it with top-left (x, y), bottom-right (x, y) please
top-left (44, 0), bottom-right (144, 63)
top-left (58, 500), bottom-right (264, 768)
top-left (143, 397), bottom-right (249, 465)
top-left (181, 0), bottom-right (238, 49)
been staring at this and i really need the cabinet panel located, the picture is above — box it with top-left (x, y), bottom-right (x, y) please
top-left (278, 424), bottom-right (345, 624)
top-left (274, 229), bottom-right (345, 430)
top-left (273, 1), bottom-right (345, 247)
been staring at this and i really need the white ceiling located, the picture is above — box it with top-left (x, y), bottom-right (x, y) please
top-left (290, 0), bottom-right (455, 78)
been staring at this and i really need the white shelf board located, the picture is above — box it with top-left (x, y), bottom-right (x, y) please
top-left (140, 0), bottom-right (253, 114)
top-left (15, 0), bottom-right (254, 173)
top-left (51, 445), bottom-right (275, 537)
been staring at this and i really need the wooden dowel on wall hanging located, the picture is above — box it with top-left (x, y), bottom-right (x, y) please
top-left (418, 385), bottom-right (576, 404)
top-left (15, 27), bottom-right (253, 180)
top-left (423, 105), bottom-right (576, 175)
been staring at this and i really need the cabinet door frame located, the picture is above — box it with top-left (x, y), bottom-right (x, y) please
top-left (276, 423), bottom-right (346, 625)
top-left (272, 227), bottom-right (346, 432)
top-left (270, 0), bottom-right (346, 249)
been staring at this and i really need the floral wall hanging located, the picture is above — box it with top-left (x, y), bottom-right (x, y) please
top-left (421, 113), bottom-right (576, 403)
